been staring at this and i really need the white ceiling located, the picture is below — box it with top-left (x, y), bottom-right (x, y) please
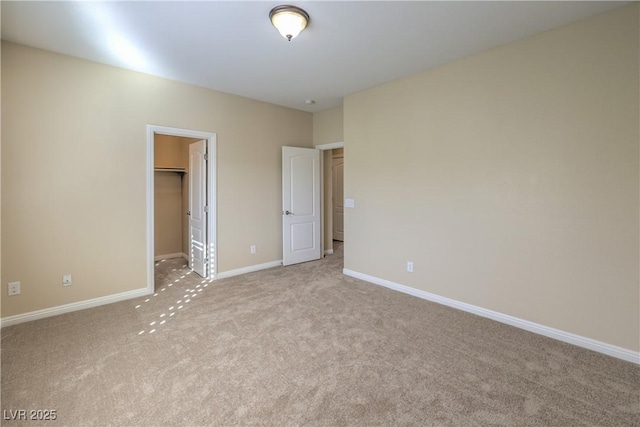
top-left (1, 1), bottom-right (629, 113)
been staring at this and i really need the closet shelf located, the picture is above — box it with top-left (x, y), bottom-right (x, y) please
top-left (154, 167), bottom-right (186, 173)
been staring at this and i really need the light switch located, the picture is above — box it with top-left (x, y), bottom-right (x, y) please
top-left (345, 198), bottom-right (355, 208)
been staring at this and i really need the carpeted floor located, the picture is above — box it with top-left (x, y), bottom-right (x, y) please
top-left (1, 242), bottom-right (639, 426)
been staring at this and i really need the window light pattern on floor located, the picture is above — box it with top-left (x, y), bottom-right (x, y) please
top-left (135, 259), bottom-right (211, 336)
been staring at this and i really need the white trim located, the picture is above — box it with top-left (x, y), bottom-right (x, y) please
top-left (315, 141), bottom-right (344, 151)
top-left (146, 126), bottom-right (155, 295)
top-left (147, 125), bottom-right (218, 292)
top-left (147, 125), bottom-right (215, 140)
top-left (0, 288), bottom-right (151, 328)
top-left (206, 136), bottom-right (217, 279)
top-left (154, 252), bottom-right (184, 261)
top-left (216, 261), bottom-right (282, 280)
top-left (324, 249), bottom-right (334, 255)
top-left (154, 167), bottom-right (186, 173)
top-left (343, 269), bottom-right (640, 364)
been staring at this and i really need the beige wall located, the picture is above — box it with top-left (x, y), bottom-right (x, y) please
top-left (182, 178), bottom-right (189, 255)
top-left (344, 5), bottom-right (639, 351)
top-left (154, 134), bottom-right (192, 169)
top-left (154, 172), bottom-right (183, 256)
top-left (154, 135), bottom-right (187, 257)
top-left (314, 106), bottom-right (344, 251)
top-left (153, 134), bottom-right (199, 257)
top-left (1, 42), bottom-right (312, 317)
top-left (313, 106), bottom-right (343, 146)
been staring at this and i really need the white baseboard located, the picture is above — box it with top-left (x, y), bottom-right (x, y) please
top-left (324, 249), bottom-right (334, 255)
top-left (343, 269), bottom-right (639, 365)
top-left (216, 260), bottom-right (283, 280)
top-left (1, 259), bottom-right (280, 328)
top-left (154, 253), bottom-right (186, 261)
top-left (0, 287), bottom-right (152, 328)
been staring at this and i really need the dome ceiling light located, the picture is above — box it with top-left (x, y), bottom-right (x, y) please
top-left (269, 5), bottom-right (310, 41)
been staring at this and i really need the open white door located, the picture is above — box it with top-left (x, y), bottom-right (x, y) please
top-left (282, 146), bottom-right (321, 266)
top-left (189, 140), bottom-right (207, 277)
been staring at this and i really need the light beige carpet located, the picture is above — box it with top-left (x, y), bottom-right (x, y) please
top-left (2, 243), bottom-right (639, 426)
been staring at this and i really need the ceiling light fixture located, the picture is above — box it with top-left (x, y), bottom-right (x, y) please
top-left (269, 5), bottom-right (309, 41)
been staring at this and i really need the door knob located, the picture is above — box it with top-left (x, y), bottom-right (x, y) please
top-left (284, 210), bottom-right (293, 215)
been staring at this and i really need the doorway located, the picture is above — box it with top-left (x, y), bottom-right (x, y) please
top-left (315, 141), bottom-right (345, 256)
top-left (331, 148), bottom-right (344, 242)
top-left (146, 125), bottom-right (217, 293)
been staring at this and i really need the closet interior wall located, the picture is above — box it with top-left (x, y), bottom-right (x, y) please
top-left (154, 134), bottom-right (200, 260)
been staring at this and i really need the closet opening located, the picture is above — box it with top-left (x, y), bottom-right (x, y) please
top-left (146, 125), bottom-right (217, 293)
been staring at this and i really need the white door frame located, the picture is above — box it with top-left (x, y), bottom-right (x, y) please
top-left (146, 125), bottom-right (217, 293)
top-left (315, 141), bottom-right (344, 151)
top-left (314, 141), bottom-right (344, 256)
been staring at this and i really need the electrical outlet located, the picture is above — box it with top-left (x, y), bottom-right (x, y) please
top-left (63, 274), bottom-right (72, 286)
top-left (407, 262), bottom-right (414, 273)
top-left (250, 245), bottom-right (257, 254)
top-left (8, 281), bottom-right (21, 296)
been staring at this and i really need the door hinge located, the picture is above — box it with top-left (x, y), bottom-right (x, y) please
top-left (204, 153), bottom-right (208, 161)
top-left (204, 205), bottom-right (209, 213)
top-left (204, 258), bottom-right (209, 264)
